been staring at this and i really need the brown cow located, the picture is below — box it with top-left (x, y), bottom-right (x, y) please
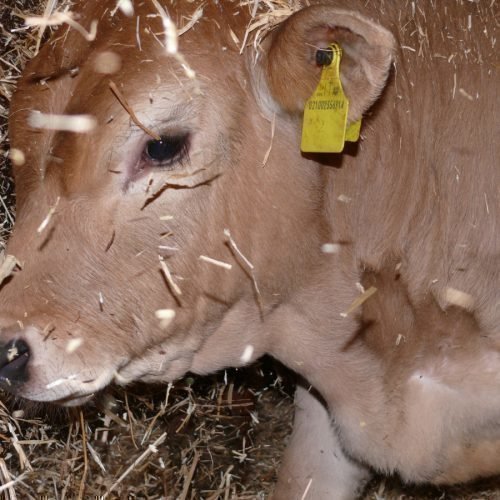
top-left (1, 0), bottom-right (499, 498)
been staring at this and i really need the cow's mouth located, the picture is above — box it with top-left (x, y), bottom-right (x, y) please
top-left (0, 331), bottom-right (183, 404)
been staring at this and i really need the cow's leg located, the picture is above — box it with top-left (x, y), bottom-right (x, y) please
top-left (274, 384), bottom-right (372, 500)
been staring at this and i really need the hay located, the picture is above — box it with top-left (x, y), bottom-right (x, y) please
top-left (340, 286), bottom-right (378, 318)
top-left (28, 111), bottom-right (97, 133)
top-left (224, 229), bottom-right (263, 316)
top-left (24, 10), bottom-right (98, 42)
top-left (1, 359), bottom-right (294, 497)
top-left (36, 196), bottom-right (59, 233)
top-left (159, 255), bottom-right (183, 299)
top-left (199, 255), bottom-right (233, 271)
top-left (109, 80), bottom-right (161, 140)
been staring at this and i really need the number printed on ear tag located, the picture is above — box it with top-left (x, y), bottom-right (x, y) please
top-left (301, 43), bottom-right (356, 153)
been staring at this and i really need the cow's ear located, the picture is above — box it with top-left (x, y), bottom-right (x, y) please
top-left (257, 6), bottom-right (395, 121)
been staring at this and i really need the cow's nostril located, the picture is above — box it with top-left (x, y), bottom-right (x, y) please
top-left (0, 338), bottom-right (30, 388)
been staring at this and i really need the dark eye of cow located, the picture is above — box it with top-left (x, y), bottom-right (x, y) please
top-left (143, 134), bottom-right (189, 168)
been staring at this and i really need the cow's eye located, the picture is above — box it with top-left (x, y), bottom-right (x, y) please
top-left (143, 134), bottom-right (189, 168)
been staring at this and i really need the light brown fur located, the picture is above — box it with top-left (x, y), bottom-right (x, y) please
top-left (1, 1), bottom-right (498, 498)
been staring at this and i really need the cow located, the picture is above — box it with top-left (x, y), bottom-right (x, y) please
top-left (0, 0), bottom-right (498, 498)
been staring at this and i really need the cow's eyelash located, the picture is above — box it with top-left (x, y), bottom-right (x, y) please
top-left (141, 133), bottom-right (190, 169)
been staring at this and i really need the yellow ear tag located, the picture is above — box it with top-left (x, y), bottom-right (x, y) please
top-left (345, 119), bottom-right (362, 142)
top-left (301, 43), bottom-right (361, 153)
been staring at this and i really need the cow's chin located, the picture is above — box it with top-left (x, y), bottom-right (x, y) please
top-left (18, 351), bottom-right (195, 406)
top-left (18, 366), bottom-right (117, 405)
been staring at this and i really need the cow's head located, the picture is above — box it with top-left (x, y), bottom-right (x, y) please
top-left (0, 1), bottom-right (393, 404)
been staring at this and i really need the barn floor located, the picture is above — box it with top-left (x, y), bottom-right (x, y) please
top-left (1, 0), bottom-right (500, 498)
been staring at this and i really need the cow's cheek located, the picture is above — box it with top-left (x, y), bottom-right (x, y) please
top-left (0, 216), bottom-right (143, 402)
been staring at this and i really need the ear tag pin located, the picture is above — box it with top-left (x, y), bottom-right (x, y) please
top-left (301, 43), bottom-right (361, 153)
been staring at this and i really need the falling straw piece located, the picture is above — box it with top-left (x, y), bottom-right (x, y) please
top-left (155, 308), bottom-right (176, 329)
top-left (240, 344), bottom-right (254, 363)
top-left (9, 148), bottom-right (25, 166)
top-left (340, 286), bottom-right (377, 317)
top-left (159, 256), bottom-right (182, 298)
top-left (28, 112), bottom-right (97, 133)
top-left (300, 477), bottom-right (313, 500)
top-left (37, 197), bottom-right (60, 233)
top-left (93, 51), bottom-right (122, 74)
top-left (32, 0), bottom-right (57, 54)
top-left (224, 229), bottom-right (263, 315)
top-left (46, 374), bottom-right (77, 390)
top-left (109, 81), bottom-right (161, 140)
top-left (261, 113), bottom-right (276, 167)
top-left (199, 255), bottom-right (232, 270)
top-left (177, 6), bottom-right (204, 36)
top-left (223, 229), bottom-right (254, 271)
top-left (229, 28), bottom-right (240, 47)
top-left (25, 11), bottom-right (97, 41)
top-left (150, 0), bottom-right (178, 54)
top-left (66, 338), bottom-right (83, 354)
top-left (150, 0), bottom-right (197, 81)
top-left (112, 0), bottom-right (134, 17)
top-left (444, 287), bottom-right (474, 310)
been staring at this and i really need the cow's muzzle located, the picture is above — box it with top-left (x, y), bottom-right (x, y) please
top-left (0, 338), bottom-right (30, 389)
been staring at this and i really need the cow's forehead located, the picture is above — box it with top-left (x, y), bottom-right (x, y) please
top-left (29, 1), bottom-right (250, 84)
top-left (48, 1), bottom-right (253, 119)
top-left (10, 0), bottom-right (252, 191)
top-left (63, 2), bottom-right (250, 132)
